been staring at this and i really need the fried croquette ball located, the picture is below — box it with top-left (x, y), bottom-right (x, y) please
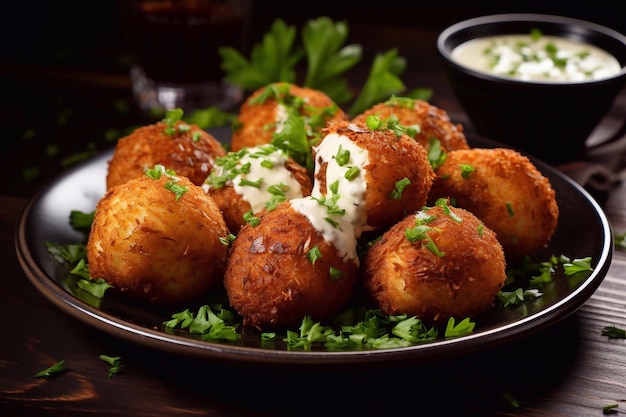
top-left (202, 144), bottom-right (313, 233)
top-left (352, 97), bottom-right (469, 153)
top-left (224, 200), bottom-right (359, 329)
top-left (230, 82), bottom-right (348, 152)
top-left (428, 148), bottom-right (559, 262)
top-left (313, 120), bottom-right (435, 233)
top-left (106, 120), bottom-right (226, 189)
top-left (363, 200), bottom-right (506, 324)
top-left (87, 166), bottom-right (230, 306)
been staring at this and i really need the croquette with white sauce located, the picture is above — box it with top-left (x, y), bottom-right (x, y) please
top-left (230, 82), bottom-right (348, 152)
top-left (224, 200), bottom-right (360, 329)
top-left (203, 144), bottom-right (313, 233)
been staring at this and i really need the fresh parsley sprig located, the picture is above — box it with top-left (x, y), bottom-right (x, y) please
top-left (219, 19), bottom-right (302, 90)
top-left (220, 17), bottom-right (407, 116)
top-left (301, 17), bottom-right (362, 104)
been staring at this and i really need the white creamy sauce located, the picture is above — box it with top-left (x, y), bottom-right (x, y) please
top-left (290, 197), bottom-right (359, 262)
top-left (290, 131), bottom-right (370, 263)
top-left (274, 103), bottom-right (289, 133)
top-left (206, 144), bottom-right (304, 213)
top-left (451, 33), bottom-right (621, 82)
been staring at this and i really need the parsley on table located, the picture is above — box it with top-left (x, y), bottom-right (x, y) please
top-left (603, 403), bottom-right (619, 415)
top-left (99, 355), bottom-right (123, 378)
top-left (601, 325), bottom-right (626, 339)
top-left (502, 390), bottom-right (521, 409)
top-left (33, 360), bottom-right (66, 379)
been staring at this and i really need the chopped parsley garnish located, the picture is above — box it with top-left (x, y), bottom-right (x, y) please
top-left (219, 234), bottom-right (237, 246)
top-left (603, 404), bottom-right (619, 415)
top-left (33, 360), bottom-right (66, 379)
top-left (364, 114), bottom-right (414, 137)
top-left (162, 108), bottom-right (190, 136)
top-left (601, 325), bottom-right (626, 339)
top-left (238, 177), bottom-right (264, 188)
top-left (390, 177), bottom-right (410, 199)
top-left (384, 95), bottom-right (415, 109)
top-left (145, 164), bottom-right (188, 200)
top-left (243, 211), bottom-right (260, 227)
top-left (329, 266), bottom-right (344, 281)
top-left (427, 137), bottom-right (447, 170)
top-left (344, 166), bottom-right (360, 181)
top-left (163, 304), bottom-right (241, 342)
top-left (334, 145), bottom-right (350, 166)
top-left (164, 180), bottom-right (188, 201)
top-left (306, 246), bottom-right (322, 264)
top-left (435, 198), bottom-right (461, 222)
top-left (405, 209), bottom-right (445, 257)
top-left (459, 163), bottom-right (475, 179)
top-left (506, 201), bottom-right (515, 217)
top-left (99, 355), bottom-right (123, 378)
top-left (498, 254), bottom-right (593, 307)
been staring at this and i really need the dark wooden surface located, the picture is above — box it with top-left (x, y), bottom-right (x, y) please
top-left (2, 2), bottom-right (626, 416)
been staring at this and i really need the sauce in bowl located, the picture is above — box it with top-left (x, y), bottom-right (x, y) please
top-left (451, 29), bottom-right (622, 83)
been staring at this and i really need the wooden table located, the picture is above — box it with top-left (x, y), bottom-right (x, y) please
top-left (2, 3), bottom-right (626, 416)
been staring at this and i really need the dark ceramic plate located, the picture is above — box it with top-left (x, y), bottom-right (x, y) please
top-left (15, 132), bottom-right (612, 367)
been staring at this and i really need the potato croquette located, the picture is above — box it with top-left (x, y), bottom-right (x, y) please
top-left (224, 200), bottom-right (359, 329)
top-left (352, 97), bottom-right (469, 153)
top-left (428, 148), bottom-right (559, 261)
top-left (107, 120), bottom-right (226, 189)
top-left (314, 120), bottom-right (435, 233)
top-left (203, 144), bottom-right (313, 233)
top-left (88, 166), bottom-right (230, 306)
top-left (230, 82), bottom-right (348, 152)
top-left (363, 200), bottom-right (507, 323)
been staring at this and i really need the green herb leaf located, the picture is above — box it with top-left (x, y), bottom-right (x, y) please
top-left (69, 210), bottom-right (94, 233)
top-left (46, 241), bottom-right (87, 265)
top-left (348, 49), bottom-right (406, 116)
top-left (219, 19), bottom-right (302, 90)
top-left (77, 277), bottom-right (113, 299)
top-left (33, 360), bottom-right (66, 379)
top-left (99, 355), bottom-right (123, 378)
top-left (301, 17), bottom-right (361, 104)
top-left (603, 404), bottom-right (619, 415)
top-left (164, 305), bottom-right (241, 342)
top-left (390, 177), bottom-right (410, 199)
top-left (306, 246), bottom-right (322, 265)
top-left (601, 325), bottom-right (626, 339)
top-left (444, 317), bottom-right (475, 337)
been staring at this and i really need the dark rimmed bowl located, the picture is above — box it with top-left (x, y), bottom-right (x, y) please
top-left (437, 13), bottom-right (626, 165)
